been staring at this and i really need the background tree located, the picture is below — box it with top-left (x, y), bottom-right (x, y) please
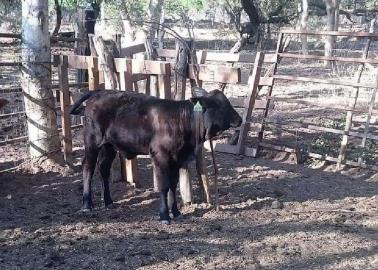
top-left (22, 0), bottom-right (61, 160)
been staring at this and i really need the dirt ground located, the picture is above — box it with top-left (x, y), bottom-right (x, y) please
top-left (1, 150), bottom-right (378, 270)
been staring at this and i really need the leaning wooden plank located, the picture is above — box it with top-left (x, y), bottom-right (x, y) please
top-left (280, 29), bottom-right (378, 38)
top-left (361, 74), bottom-right (378, 147)
top-left (279, 53), bottom-right (378, 65)
top-left (236, 52), bottom-right (264, 154)
top-left (236, 52), bottom-right (264, 155)
top-left (58, 55), bottom-right (73, 164)
top-left (120, 43), bottom-right (146, 57)
top-left (338, 36), bottom-right (371, 165)
top-left (187, 64), bottom-right (241, 84)
top-left (273, 74), bottom-right (376, 89)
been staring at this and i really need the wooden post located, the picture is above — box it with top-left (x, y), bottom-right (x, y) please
top-left (158, 63), bottom-right (171, 99)
top-left (88, 57), bottom-right (99, 90)
top-left (171, 40), bottom-right (193, 204)
top-left (174, 39), bottom-right (190, 100)
top-left (255, 33), bottom-right (284, 157)
top-left (117, 59), bottom-right (140, 187)
top-left (58, 55), bottom-right (72, 164)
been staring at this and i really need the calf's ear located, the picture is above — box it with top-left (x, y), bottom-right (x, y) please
top-left (192, 86), bottom-right (209, 97)
top-left (190, 97), bottom-right (213, 109)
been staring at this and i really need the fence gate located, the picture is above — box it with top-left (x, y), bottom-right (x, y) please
top-left (215, 30), bottom-right (378, 171)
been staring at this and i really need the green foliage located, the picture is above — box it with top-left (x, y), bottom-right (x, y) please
top-left (165, 0), bottom-right (205, 17)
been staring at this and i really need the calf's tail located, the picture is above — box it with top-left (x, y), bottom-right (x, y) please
top-left (70, 92), bottom-right (93, 115)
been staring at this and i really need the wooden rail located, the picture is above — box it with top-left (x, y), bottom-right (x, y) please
top-left (280, 29), bottom-right (378, 38)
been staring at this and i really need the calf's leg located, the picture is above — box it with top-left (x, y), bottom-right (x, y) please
top-left (82, 145), bottom-right (99, 211)
top-left (152, 161), bottom-right (171, 224)
top-left (97, 144), bottom-right (117, 207)
top-left (168, 167), bottom-right (182, 219)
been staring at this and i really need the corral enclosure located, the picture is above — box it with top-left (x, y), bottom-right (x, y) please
top-left (1, 1), bottom-right (378, 269)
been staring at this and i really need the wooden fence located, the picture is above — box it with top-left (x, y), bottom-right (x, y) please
top-left (214, 30), bottom-right (378, 171)
top-left (54, 44), bottom-right (271, 187)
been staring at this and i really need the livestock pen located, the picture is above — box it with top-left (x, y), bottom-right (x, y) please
top-left (1, 28), bottom-right (378, 269)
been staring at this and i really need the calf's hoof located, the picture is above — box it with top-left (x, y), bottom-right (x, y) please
top-left (105, 203), bottom-right (115, 209)
top-left (160, 220), bottom-right (171, 225)
top-left (80, 207), bottom-right (92, 213)
top-left (173, 214), bottom-right (184, 221)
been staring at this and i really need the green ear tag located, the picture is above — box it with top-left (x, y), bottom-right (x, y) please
top-left (194, 102), bottom-right (203, 112)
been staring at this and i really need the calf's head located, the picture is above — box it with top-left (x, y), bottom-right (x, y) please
top-left (191, 88), bottom-right (242, 139)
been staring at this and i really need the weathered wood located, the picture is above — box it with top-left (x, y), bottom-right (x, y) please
top-left (172, 39), bottom-right (192, 203)
top-left (361, 74), bottom-right (378, 147)
top-left (267, 96), bottom-right (376, 113)
top-left (173, 39), bottom-right (189, 100)
top-left (93, 36), bottom-right (119, 89)
top-left (88, 58), bottom-right (99, 90)
top-left (58, 55), bottom-right (73, 164)
top-left (236, 52), bottom-right (264, 154)
top-left (262, 119), bottom-right (378, 141)
top-left (188, 64), bottom-right (241, 84)
top-left (211, 141), bottom-right (378, 171)
top-left (204, 51), bottom-right (255, 63)
top-left (280, 29), bottom-right (378, 38)
top-left (255, 33), bottom-right (284, 156)
top-left (338, 37), bottom-right (372, 165)
top-left (0, 33), bottom-right (21, 39)
top-left (132, 60), bottom-right (171, 75)
top-left (158, 75), bottom-right (171, 99)
top-left (156, 48), bottom-right (176, 58)
top-left (120, 43), bottom-right (145, 57)
top-left (278, 52), bottom-right (378, 64)
top-left (124, 158), bottom-right (139, 187)
top-left (67, 55), bottom-right (92, 69)
top-left (0, 62), bottom-right (22, 67)
top-left (273, 74), bottom-right (376, 89)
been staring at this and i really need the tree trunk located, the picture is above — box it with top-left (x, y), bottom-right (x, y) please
top-left (22, 0), bottom-right (60, 158)
top-left (135, 0), bottom-right (165, 43)
top-left (93, 36), bottom-right (119, 89)
top-left (51, 0), bottom-right (62, 36)
top-left (119, 4), bottom-right (135, 46)
top-left (324, 0), bottom-right (338, 66)
top-left (300, 0), bottom-right (309, 54)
